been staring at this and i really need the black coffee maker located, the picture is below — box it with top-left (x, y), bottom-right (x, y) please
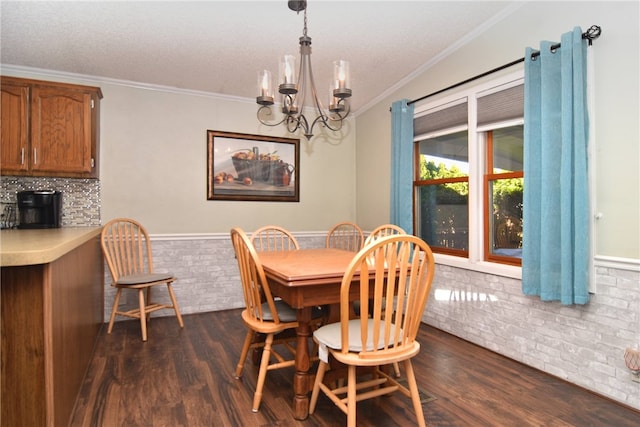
top-left (17, 190), bottom-right (62, 229)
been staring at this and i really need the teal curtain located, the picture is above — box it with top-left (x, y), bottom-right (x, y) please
top-left (522, 27), bottom-right (590, 305)
top-left (390, 99), bottom-right (414, 233)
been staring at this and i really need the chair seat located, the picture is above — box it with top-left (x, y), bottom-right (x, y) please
top-left (116, 272), bottom-right (174, 285)
top-left (314, 319), bottom-right (400, 363)
top-left (262, 300), bottom-right (324, 323)
top-left (261, 300), bottom-right (297, 322)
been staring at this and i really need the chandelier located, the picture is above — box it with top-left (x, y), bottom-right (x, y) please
top-left (256, 0), bottom-right (352, 140)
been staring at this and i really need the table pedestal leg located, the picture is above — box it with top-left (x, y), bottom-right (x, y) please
top-left (293, 306), bottom-right (312, 420)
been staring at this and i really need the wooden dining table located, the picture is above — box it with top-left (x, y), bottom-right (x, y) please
top-left (258, 247), bottom-right (363, 421)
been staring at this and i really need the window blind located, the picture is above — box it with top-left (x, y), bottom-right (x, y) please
top-left (477, 84), bottom-right (524, 126)
top-left (413, 101), bottom-right (468, 136)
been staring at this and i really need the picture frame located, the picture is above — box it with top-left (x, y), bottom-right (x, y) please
top-left (207, 130), bottom-right (300, 202)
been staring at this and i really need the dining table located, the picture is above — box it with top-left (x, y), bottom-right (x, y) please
top-left (258, 247), bottom-right (364, 421)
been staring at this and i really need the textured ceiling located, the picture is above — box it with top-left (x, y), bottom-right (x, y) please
top-left (0, 1), bottom-right (521, 113)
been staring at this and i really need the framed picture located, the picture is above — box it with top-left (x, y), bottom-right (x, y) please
top-left (207, 130), bottom-right (300, 202)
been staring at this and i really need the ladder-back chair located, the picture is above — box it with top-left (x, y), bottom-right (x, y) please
top-left (101, 218), bottom-right (184, 341)
top-left (250, 225), bottom-right (299, 252)
top-left (364, 223), bottom-right (406, 246)
top-left (309, 234), bottom-right (435, 427)
top-left (326, 221), bottom-right (364, 252)
top-left (231, 227), bottom-right (301, 412)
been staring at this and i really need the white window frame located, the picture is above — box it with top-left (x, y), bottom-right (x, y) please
top-left (413, 70), bottom-right (524, 279)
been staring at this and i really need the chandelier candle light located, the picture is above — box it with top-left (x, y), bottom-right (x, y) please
top-left (256, 0), bottom-right (352, 140)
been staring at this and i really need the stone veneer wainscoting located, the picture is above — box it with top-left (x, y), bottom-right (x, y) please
top-left (0, 176), bottom-right (101, 227)
top-left (423, 262), bottom-right (640, 411)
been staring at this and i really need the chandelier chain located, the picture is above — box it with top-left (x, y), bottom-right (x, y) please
top-left (303, 8), bottom-right (308, 37)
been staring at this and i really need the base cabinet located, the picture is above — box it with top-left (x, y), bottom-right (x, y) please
top-left (1, 237), bottom-right (104, 426)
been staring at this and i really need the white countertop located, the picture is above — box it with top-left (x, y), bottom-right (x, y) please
top-left (0, 227), bottom-right (103, 267)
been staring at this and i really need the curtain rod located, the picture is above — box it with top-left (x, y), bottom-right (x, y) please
top-left (406, 25), bottom-right (601, 107)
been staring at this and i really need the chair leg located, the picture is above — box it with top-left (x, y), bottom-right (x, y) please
top-left (167, 283), bottom-right (184, 328)
top-left (404, 359), bottom-right (426, 427)
top-left (138, 289), bottom-right (148, 342)
top-left (252, 333), bottom-right (274, 412)
top-left (235, 330), bottom-right (255, 379)
top-left (393, 362), bottom-right (401, 377)
top-left (347, 364), bottom-right (357, 427)
top-left (146, 287), bottom-right (152, 321)
top-left (251, 333), bottom-right (265, 366)
top-left (107, 288), bottom-right (122, 334)
top-left (309, 360), bottom-right (328, 414)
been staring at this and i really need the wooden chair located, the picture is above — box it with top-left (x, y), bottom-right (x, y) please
top-left (360, 224), bottom-right (407, 377)
top-left (309, 234), bottom-right (435, 427)
top-left (231, 227), bottom-right (301, 412)
top-left (101, 218), bottom-right (184, 342)
top-left (364, 223), bottom-right (406, 246)
top-left (326, 221), bottom-right (364, 252)
top-left (250, 225), bottom-right (299, 252)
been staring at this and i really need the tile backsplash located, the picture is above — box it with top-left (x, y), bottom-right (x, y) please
top-left (0, 176), bottom-right (101, 227)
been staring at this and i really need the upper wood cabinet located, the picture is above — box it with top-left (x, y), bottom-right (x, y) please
top-left (1, 76), bottom-right (102, 178)
top-left (1, 79), bottom-right (29, 173)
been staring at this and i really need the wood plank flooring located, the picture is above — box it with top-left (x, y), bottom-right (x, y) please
top-left (70, 309), bottom-right (640, 426)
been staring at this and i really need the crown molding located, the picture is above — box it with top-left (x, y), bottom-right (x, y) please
top-left (0, 63), bottom-right (254, 104)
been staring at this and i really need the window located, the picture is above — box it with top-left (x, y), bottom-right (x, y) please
top-left (485, 126), bottom-right (523, 265)
top-left (416, 130), bottom-right (469, 256)
top-left (413, 72), bottom-right (524, 273)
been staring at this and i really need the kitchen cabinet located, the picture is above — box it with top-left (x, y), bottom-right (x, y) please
top-left (1, 228), bottom-right (104, 427)
top-left (0, 79), bottom-right (29, 173)
top-left (0, 76), bottom-right (102, 178)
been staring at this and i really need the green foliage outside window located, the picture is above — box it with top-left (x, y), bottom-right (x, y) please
top-left (419, 160), bottom-right (468, 203)
top-left (493, 178), bottom-right (523, 220)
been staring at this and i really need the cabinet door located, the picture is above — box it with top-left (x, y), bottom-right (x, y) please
top-left (1, 82), bottom-right (30, 173)
top-left (30, 87), bottom-right (94, 175)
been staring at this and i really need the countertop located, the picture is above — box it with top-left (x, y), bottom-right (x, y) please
top-left (0, 227), bottom-right (103, 267)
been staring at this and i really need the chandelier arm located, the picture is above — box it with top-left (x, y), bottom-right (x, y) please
top-left (257, 106), bottom-right (289, 127)
top-left (299, 88), bottom-right (349, 136)
top-left (303, 38), bottom-right (341, 137)
top-left (331, 100), bottom-right (351, 120)
top-left (296, 39), bottom-right (310, 118)
top-left (309, 112), bottom-right (344, 134)
top-left (291, 40), bottom-right (313, 138)
top-left (305, 50), bottom-right (327, 113)
top-left (297, 114), bottom-right (310, 136)
top-left (285, 114), bottom-right (310, 136)
top-left (282, 93), bottom-right (297, 115)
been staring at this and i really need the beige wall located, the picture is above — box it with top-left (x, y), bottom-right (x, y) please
top-left (99, 84), bottom-right (357, 233)
top-left (355, 1), bottom-right (640, 260)
top-left (2, 70), bottom-right (357, 234)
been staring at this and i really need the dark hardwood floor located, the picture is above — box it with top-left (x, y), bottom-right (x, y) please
top-left (71, 309), bottom-right (640, 426)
